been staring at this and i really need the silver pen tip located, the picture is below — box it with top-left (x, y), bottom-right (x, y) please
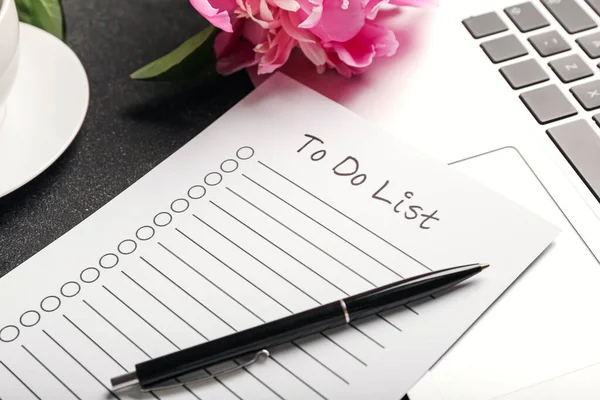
top-left (480, 263), bottom-right (490, 270)
top-left (111, 371), bottom-right (139, 391)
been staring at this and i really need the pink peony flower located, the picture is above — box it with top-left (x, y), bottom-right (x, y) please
top-left (191, 0), bottom-right (436, 76)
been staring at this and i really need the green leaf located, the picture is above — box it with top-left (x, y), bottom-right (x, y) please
top-left (130, 25), bottom-right (218, 81)
top-left (15, 0), bottom-right (65, 40)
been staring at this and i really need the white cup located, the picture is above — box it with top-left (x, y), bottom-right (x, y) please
top-left (0, 0), bottom-right (20, 127)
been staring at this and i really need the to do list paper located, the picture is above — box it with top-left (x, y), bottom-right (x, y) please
top-left (0, 74), bottom-right (558, 399)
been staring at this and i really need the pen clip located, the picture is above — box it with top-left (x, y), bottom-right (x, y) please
top-left (143, 349), bottom-right (271, 392)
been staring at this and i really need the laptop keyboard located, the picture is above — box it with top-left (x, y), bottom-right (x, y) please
top-left (463, 0), bottom-right (600, 201)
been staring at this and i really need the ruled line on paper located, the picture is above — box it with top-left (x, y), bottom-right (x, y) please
top-left (156, 242), bottom-right (266, 324)
top-left (349, 325), bottom-right (385, 349)
top-left (239, 367), bottom-right (285, 400)
top-left (121, 271), bottom-right (210, 341)
top-left (377, 315), bottom-right (403, 333)
top-left (256, 161), bottom-right (432, 271)
top-left (212, 195), bottom-right (349, 297)
top-left (405, 305), bottom-right (419, 316)
top-left (102, 285), bottom-right (180, 350)
top-left (42, 330), bottom-right (120, 400)
top-left (214, 376), bottom-right (242, 400)
top-left (176, 225), bottom-right (292, 313)
top-left (242, 173), bottom-right (404, 280)
top-left (139, 255), bottom-right (239, 332)
top-left (21, 345), bottom-right (81, 400)
top-left (85, 298), bottom-right (204, 400)
top-left (0, 360), bottom-right (41, 400)
top-left (225, 187), bottom-right (354, 296)
top-left (200, 202), bottom-right (324, 306)
top-left (319, 333), bottom-right (367, 367)
top-left (269, 357), bottom-right (327, 400)
top-left (239, 175), bottom-right (380, 288)
top-left (82, 300), bottom-right (151, 359)
top-left (62, 315), bottom-right (127, 372)
top-left (79, 302), bottom-right (163, 400)
top-left (291, 343), bottom-right (349, 385)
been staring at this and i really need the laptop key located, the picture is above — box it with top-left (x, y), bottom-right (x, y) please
top-left (584, 0), bottom-right (600, 16)
top-left (576, 32), bottom-right (600, 59)
top-left (505, 3), bottom-right (549, 32)
top-left (463, 12), bottom-right (508, 39)
top-left (549, 54), bottom-right (594, 83)
top-left (500, 59), bottom-right (549, 89)
top-left (481, 35), bottom-right (528, 63)
top-left (520, 85), bottom-right (578, 124)
top-left (547, 120), bottom-right (600, 201)
top-left (541, 0), bottom-right (596, 34)
top-left (571, 81), bottom-right (600, 110)
top-left (528, 31), bottom-right (570, 57)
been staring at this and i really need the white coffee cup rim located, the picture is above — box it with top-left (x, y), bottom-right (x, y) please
top-left (0, 0), bottom-right (9, 22)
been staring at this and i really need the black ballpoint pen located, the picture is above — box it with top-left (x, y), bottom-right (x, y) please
top-left (111, 263), bottom-right (489, 392)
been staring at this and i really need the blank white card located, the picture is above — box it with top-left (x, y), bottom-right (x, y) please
top-left (0, 74), bottom-right (558, 399)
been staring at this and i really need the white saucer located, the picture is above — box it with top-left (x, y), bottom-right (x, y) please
top-left (0, 23), bottom-right (89, 198)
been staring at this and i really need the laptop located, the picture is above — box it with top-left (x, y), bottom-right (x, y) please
top-left (272, 0), bottom-right (600, 398)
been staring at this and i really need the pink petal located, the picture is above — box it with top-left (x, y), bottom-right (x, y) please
top-left (325, 53), bottom-right (354, 77)
top-left (245, 0), bottom-right (261, 12)
top-left (280, 10), bottom-right (316, 42)
top-left (216, 41), bottom-right (260, 75)
top-left (307, 0), bottom-right (365, 42)
top-left (329, 22), bottom-right (398, 68)
top-left (214, 30), bottom-right (239, 58)
top-left (258, 30), bottom-right (297, 74)
top-left (259, 0), bottom-right (275, 21)
top-left (364, 0), bottom-right (388, 19)
top-left (297, 0), bottom-right (323, 28)
top-left (273, 0), bottom-right (300, 11)
top-left (298, 6), bottom-right (323, 28)
top-left (242, 19), bottom-right (268, 45)
top-left (247, 2), bottom-right (281, 28)
top-left (190, 0), bottom-right (236, 32)
top-left (299, 40), bottom-right (327, 66)
top-left (255, 42), bottom-right (270, 53)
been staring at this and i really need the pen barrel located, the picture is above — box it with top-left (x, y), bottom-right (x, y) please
top-left (345, 264), bottom-right (482, 321)
top-left (136, 302), bottom-right (345, 390)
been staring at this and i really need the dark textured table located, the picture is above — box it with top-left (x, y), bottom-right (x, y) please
top-left (0, 0), bottom-right (254, 277)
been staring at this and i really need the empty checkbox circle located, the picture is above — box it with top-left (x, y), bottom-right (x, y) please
top-left (154, 212), bottom-right (172, 227)
top-left (60, 282), bottom-right (81, 298)
top-left (136, 226), bottom-right (155, 241)
top-left (99, 253), bottom-right (119, 269)
top-left (171, 199), bottom-right (189, 213)
top-left (40, 296), bottom-right (61, 312)
top-left (188, 185), bottom-right (206, 200)
top-left (0, 325), bottom-right (19, 342)
top-left (80, 267), bottom-right (100, 283)
top-left (20, 311), bottom-right (40, 327)
top-left (204, 172), bottom-right (222, 186)
top-left (118, 239), bottom-right (137, 255)
top-left (236, 146), bottom-right (254, 160)
top-left (220, 159), bottom-right (238, 173)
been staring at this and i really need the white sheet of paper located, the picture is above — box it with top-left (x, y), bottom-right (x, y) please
top-left (0, 73), bottom-right (558, 400)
